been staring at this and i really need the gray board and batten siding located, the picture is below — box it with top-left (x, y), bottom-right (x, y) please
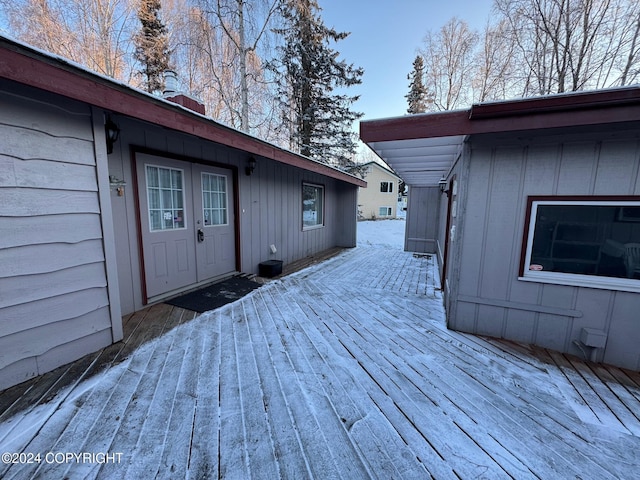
top-left (404, 186), bottom-right (440, 254)
top-left (108, 117), bottom-right (358, 315)
top-left (445, 126), bottom-right (640, 371)
top-left (0, 80), bottom-right (122, 390)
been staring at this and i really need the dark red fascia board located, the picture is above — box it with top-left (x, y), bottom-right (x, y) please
top-left (469, 87), bottom-right (640, 119)
top-left (360, 87), bottom-right (640, 144)
top-left (0, 40), bottom-right (366, 188)
top-left (360, 110), bottom-right (471, 144)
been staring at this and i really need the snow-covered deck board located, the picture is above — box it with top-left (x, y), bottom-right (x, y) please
top-left (1, 246), bottom-right (639, 479)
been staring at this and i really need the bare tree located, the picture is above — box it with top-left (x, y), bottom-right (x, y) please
top-left (495, 0), bottom-right (639, 95)
top-left (420, 18), bottom-right (479, 111)
top-left (164, 0), bottom-right (279, 138)
top-left (615, 1), bottom-right (640, 85)
top-left (1, 0), bottom-right (137, 81)
top-left (472, 19), bottom-right (518, 102)
top-left (194, 0), bottom-right (280, 132)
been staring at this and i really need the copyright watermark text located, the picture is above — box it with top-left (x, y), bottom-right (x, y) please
top-left (2, 451), bottom-right (123, 465)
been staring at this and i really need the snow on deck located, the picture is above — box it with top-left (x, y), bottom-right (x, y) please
top-left (1, 221), bottom-right (639, 479)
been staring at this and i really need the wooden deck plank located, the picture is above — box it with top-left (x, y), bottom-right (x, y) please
top-left (257, 287), bottom-right (374, 479)
top-left (264, 283), bottom-right (428, 479)
top-left (154, 318), bottom-right (204, 478)
top-left (183, 310), bottom-right (222, 480)
top-left (312, 266), bottom-right (632, 480)
top-left (331, 309), bottom-right (538, 478)
top-left (119, 320), bottom-right (196, 479)
top-left (78, 328), bottom-right (183, 478)
top-left (411, 327), bottom-right (636, 478)
top-left (232, 301), bottom-right (282, 479)
top-left (286, 279), bottom-right (508, 478)
top-left (323, 305), bottom-right (528, 479)
top-left (217, 305), bottom-right (251, 480)
top-left (252, 291), bottom-right (348, 479)
top-left (566, 356), bottom-right (640, 436)
top-left (590, 363), bottom-right (640, 430)
top-left (244, 295), bottom-right (314, 479)
top-left (1, 245), bottom-right (639, 479)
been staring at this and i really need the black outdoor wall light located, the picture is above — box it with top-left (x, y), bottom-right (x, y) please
top-left (438, 177), bottom-right (448, 193)
top-left (105, 116), bottom-right (120, 154)
top-left (246, 156), bottom-right (257, 176)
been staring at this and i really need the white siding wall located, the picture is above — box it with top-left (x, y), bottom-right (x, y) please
top-left (0, 82), bottom-right (114, 389)
top-left (448, 127), bottom-right (640, 370)
top-left (357, 164), bottom-right (399, 220)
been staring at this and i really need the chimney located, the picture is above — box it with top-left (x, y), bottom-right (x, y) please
top-left (162, 70), bottom-right (206, 116)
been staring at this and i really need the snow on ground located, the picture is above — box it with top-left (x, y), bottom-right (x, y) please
top-left (357, 218), bottom-right (405, 250)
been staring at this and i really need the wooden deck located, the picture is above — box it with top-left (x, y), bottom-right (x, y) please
top-left (1, 245), bottom-right (639, 479)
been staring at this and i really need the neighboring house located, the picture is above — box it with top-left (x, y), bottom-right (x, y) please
top-left (357, 161), bottom-right (401, 220)
top-left (361, 87), bottom-right (640, 371)
top-left (0, 36), bottom-right (365, 390)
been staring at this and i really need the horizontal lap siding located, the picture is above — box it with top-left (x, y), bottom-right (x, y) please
top-left (452, 131), bottom-right (640, 370)
top-left (0, 84), bottom-right (112, 389)
top-left (358, 165), bottom-right (398, 220)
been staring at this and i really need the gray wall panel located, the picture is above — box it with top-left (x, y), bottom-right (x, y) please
top-left (0, 82), bottom-right (113, 389)
top-left (447, 128), bottom-right (640, 370)
top-left (109, 119), bottom-right (358, 314)
top-left (405, 186), bottom-right (439, 253)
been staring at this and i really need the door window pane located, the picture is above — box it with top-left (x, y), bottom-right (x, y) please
top-left (146, 165), bottom-right (186, 231)
top-left (202, 173), bottom-right (228, 226)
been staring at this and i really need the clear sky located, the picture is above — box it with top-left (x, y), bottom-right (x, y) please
top-left (319, 0), bottom-right (495, 123)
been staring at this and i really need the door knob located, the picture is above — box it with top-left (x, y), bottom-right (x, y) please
top-left (197, 228), bottom-right (204, 243)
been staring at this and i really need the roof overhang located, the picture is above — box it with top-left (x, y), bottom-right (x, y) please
top-left (361, 87), bottom-right (640, 187)
top-left (0, 36), bottom-right (366, 188)
top-left (366, 135), bottom-right (466, 187)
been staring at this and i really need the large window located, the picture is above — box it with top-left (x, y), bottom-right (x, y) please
top-left (521, 197), bottom-right (640, 292)
top-left (146, 165), bottom-right (185, 231)
top-left (202, 173), bottom-right (228, 226)
top-left (302, 183), bottom-right (324, 229)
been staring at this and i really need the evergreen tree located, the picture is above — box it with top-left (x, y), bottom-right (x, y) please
top-left (134, 0), bottom-right (171, 93)
top-left (271, 0), bottom-right (363, 169)
top-left (406, 55), bottom-right (430, 113)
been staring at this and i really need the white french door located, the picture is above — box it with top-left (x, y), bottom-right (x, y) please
top-left (136, 153), bottom-right (236, 301)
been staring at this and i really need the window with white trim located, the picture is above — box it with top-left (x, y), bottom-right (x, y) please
top-left (380, 181), bottom-right (393, 193)
top-left (146, 165), bottom-right (185, 231)
top-left (302, 183), bottom-right (324, 229)
top-left (379, 206), bottom-right (392, 217)
top-left (521, 197), bottom-right (640, 292)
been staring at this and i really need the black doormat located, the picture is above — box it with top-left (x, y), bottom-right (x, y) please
top-left (165, 276), bottom-right (261, 313)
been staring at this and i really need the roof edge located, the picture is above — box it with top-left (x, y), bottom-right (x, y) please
top-left (0, 35), bottom-right (365, 188)
top-left (360, 85), bottom-right (640, 144)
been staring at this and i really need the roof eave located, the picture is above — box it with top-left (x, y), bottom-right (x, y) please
top-left (0, 37), bottom-right (366, 188)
